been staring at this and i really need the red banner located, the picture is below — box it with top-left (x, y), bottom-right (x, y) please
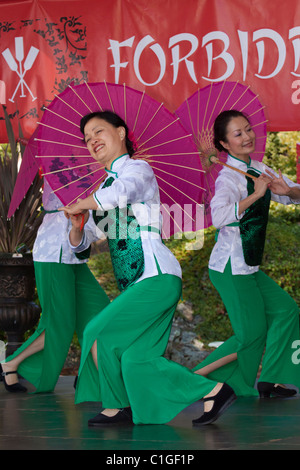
top-left (1, 0), bottom-right (300, 141)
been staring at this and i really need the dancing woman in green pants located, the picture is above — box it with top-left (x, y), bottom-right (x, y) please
top-left (61, 110), bottom-right (236, 426)
top-left (193, 110), bottom-right (300, 398)
top-left (1, 180), bottom-right (110, 393)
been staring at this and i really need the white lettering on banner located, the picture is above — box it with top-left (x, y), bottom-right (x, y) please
top-left (134, 35), bottom-right (166, 86)
top-left (253, 29), bottom-right (286, 79)
top-left (108, 28), bottom-right (300, 85)
top-left (291, 79), bottom-right (300, 104)
top-left (169, 33), bottom-right (198, 84)
top-left (202, 31), bottom-right (235, 82)
top-left (109, 37), bottom-right (135, 83)
top-left (238, 31), bottom-right (248, 81)
top-left (289, 27), bottom-right (300, 77)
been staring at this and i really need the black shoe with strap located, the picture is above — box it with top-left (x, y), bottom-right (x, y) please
top-left (0, 363), bottom-right (27, 393)
top-left (192, 383), bottom-right (236, 426)
top-left (257, 382), bottom-right (297, 398)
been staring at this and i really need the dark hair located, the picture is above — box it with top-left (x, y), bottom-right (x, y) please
top-left (80, 110), bottom-right (135, 157)
top-left (213, 110), bottom-right (250, 152)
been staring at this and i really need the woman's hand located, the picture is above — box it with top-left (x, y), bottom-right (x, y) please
top-left (65, 205), bottom-right (89, 246)
top-left (60, 199), bottom-right (89, 232)
top-left (69, 211), bottom-right (89, 230)
top-left (60, 199), bottom-right (91, 245)
top-left (59, 200), bottom-right (86, 216)
top-left (59, 194), bottom-right (98, 216)
top-left (264, 169), bottom-right (300, 200)
top-left (265, 169), bottom-right (291, 196)
top-left (238, 173), bottom-right (271, 216)
top-left (253, 173), bottom-right (272, 198)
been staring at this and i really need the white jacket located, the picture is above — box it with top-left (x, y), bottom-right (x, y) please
top-left (209, 154), bottom-right (300, 275)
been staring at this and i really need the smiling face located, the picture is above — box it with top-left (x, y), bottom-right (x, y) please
top-left (83, 117), bottom-right (127, 169)
top-left (220, 116), bottom-right (256, 163)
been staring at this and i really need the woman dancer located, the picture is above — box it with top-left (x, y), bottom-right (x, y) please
top-left (1, 179), bottom-right (110, 393)
top-left (193, 110), bottom-right (300, 398)
top-left (60, 110), bottom-right (236, 426)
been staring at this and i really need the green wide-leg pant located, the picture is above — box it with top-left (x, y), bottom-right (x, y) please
top-left (4, 262), bottom-right (110, 393)
top-left (193, 261), bottom-right (300, 396)
top-left (75, 274), bottom-right (218, 425)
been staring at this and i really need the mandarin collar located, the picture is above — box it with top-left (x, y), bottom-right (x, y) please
top-left (105, 153), bottom-right (129, 176)
top-left (227, 153), bottom-right (252, 169)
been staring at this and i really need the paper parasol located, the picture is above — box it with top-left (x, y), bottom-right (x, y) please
top-left (35, 81), bottom-right (206, 238)
top-left (175, 81), bottom-right (267, 228)
top-left (7, 128), bottom-right (41, 218)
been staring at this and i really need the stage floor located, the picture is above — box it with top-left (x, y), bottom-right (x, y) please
top-left (1, 376), bottom-right (300, 451)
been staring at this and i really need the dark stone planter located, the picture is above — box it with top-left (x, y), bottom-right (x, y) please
top-left (0, 253), bottom-right (41, 358)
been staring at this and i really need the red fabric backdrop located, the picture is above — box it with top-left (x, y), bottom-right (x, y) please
top-left (1, 0), bottom-right (300, 140)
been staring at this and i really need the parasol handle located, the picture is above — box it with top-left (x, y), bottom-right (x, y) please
top-left (74, 213), bottom-right (85, 231)
top-left (209, 156), bottom-right (257, 180)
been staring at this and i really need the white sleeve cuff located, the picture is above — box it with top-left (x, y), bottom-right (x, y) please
top-left (235, 202), bottom-right (245, 220)
top-left (68, 229), bottom-right (89, 252)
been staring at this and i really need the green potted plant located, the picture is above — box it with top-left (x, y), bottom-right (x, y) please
top-left (0, 105), bottom-right (43, 357)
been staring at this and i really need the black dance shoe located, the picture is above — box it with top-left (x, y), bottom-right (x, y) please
top-left (0, 364), bottom-right (27, 393)
top-left (257, 381), bottom-right (297, 398)
top-left (192, 383), bottom-right (236, 426)
top-left (88, 407), bottom-right (133, 427)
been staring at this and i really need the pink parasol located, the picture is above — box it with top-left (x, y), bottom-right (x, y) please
top-left (7, 128), bottom-right (40, 219)
top-left (175, 81), bottom-right (267, 228)
top-left (35, 81), bottom-right (205, 238)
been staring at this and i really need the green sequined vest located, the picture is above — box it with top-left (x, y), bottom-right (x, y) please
top-left (92, 176), bottom-right (145, 291)
top-left (239, 169), bottom-right (271, 266)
